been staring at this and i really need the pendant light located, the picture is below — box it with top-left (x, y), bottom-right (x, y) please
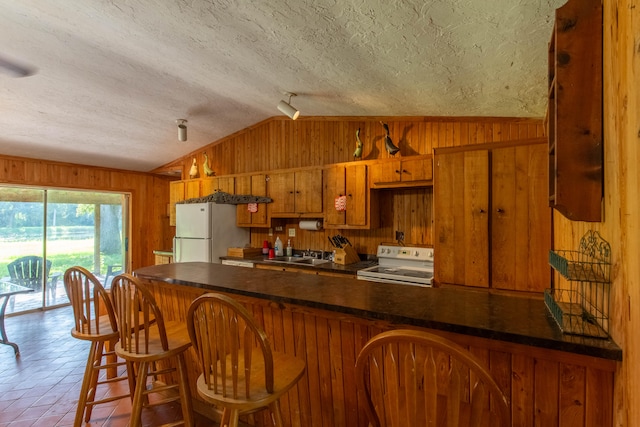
top-left (176, 119), bottom-right (187, 142)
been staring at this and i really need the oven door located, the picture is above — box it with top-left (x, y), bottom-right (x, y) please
top-left (357, 266), bottom-right (433, 287)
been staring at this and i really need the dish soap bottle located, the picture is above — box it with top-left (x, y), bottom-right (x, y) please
top-left (286, 239), bottom-right (293, 257)
top-left (274, 236), bottom-right (283, 256)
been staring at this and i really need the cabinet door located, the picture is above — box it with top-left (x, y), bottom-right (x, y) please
top-left (215, 177), bottom-right (234, 194)
top-left (400, 157), bottom-right (432, 182)
top-left (237, 175), bottom-right (268, 227)
top-left (169, 181), bottom-right (185, 226)
top-left (250, 174), bottom-right (268, 226)
top-left (268, 172), bottom-right (295, 214)
top-left (185, 179), bottom-right (201, 199)
top-left (345, 164), bottom-right (367, 226)
top-left (323, 166), bottom-right (346, 226)
top-left (294, 169), bottom-right (323, 214)
top-left (491, 144), bottom-right (550, 292)
top-left (462, 151), bottom-right (490, 287)
top-left (434, 150), bottom-right (489, 287)
top-left (369, 160), bottom-right (401, 187)
top-left (324, 164), bottom-right (373, 229)
top-left (235, 175), bottom-right (252, 226)
top-left (201, 178), bottom-right (215, 197)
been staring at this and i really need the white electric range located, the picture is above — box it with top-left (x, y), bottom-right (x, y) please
top-left (356, 245), bottom-right (434, 287)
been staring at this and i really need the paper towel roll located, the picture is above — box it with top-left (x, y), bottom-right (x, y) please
top-left (299, 220), bottom-right (323, 230)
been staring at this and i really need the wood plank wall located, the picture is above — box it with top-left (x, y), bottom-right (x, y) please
top-left (551, 2), bottom-right (637, 426)
top-left (158, 117), bottom-right (544, 255)
top-left (0, 155), bottom-right (173, 270)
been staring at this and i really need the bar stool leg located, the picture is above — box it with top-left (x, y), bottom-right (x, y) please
top-left (176, 353), bottom-right (194, 427)
top-left (74, 341), bottom-right (100, 426)
top-left (130, 361), bottom-right (149, 427)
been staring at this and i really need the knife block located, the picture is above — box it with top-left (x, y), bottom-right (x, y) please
top-left (334, 245), bottom-right (360, 265)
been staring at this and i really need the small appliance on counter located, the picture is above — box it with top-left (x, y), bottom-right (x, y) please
top-left (357, 245), bottom-right (434, 287)
top-left (173, 202), bottom-right (249, 263)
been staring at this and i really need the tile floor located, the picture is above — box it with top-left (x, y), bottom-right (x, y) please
top-left (0, 305), bottom-right (212, 426)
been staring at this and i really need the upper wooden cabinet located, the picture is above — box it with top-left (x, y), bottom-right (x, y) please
top-left (169, 179), bottom-right (200, 226)
top-left (547, 0), bottom-right (603, 222)
top-left (323, 163), bottom-right (379, 229)
top-left (268, 168), bottom-right (323, 217)
top-left (201, 176), bottom-right (234, 196)
top-left (236, 174), bottom-right (269, 228)
top-left (434, 140), bottom-right (551, 292)
top-left (369, 155), bottom-right (433, 189)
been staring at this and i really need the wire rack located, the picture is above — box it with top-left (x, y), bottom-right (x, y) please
top-left (545, 230), bottom-right (611, 338)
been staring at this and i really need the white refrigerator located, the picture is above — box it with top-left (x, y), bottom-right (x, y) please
top-left (173, 203), bottom-right (250, 263)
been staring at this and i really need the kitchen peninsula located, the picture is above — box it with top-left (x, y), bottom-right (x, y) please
top-left (135, 262), bottom-right (620, 427)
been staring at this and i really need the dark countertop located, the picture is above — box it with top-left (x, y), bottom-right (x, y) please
top-left (134, 262), bottom-right (622, 361)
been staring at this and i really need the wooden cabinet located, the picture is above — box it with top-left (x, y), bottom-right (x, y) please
top-left (235, 174), bottom-right (269, 227)
top-left (547, 0), bottom-right (603, 222)
top-left (268, 168), bottom-right (323, 217)
top-left (369, 155), bottom-right (433, 189)
top-left (154, 253), bottom-right (173, 265)
top-left (323, 163), bottom-right (378, 229)
top-left (201, 176), bottom-right (234, 196)
top-left (168, 179), bottom-right (200, 226)
top-left (434, 139), bottom-right (551, 292)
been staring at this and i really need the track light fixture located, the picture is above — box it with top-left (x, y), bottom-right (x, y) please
top-left (176, 119), bottom-right (187, 142)
top-left (277, 92), bottom-right (300, 120)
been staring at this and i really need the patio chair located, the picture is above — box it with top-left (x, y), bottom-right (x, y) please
top-left (7, 256), bottom-right (60, 306)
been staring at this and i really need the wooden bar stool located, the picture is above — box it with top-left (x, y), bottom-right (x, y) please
top-left (187, 293), bottom-right (306, 427)
top-left (111, 273), bottom-right (194, 427)
top-left (63, 266), bottom-right (134, 427)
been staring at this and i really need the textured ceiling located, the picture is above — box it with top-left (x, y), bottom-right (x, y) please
top-left (0, 0), bottom-right (564, 172)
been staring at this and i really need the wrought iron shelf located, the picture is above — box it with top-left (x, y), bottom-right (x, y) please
top-left (545, 231), bottom-right (611, 339)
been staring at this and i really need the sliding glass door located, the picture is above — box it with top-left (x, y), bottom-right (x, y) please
top-left (0, 186), bottom-right (128, 314)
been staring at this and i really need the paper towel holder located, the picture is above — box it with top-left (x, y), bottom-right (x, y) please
top-left (299, 220), bottom-right (323, 230)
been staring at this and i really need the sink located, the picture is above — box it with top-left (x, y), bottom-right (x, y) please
top-left (266, 256), bottom-right (301, 263)
top-left (295, 258), bottom-right (329, 266)
top-left (264, 256), bottom-right (329, 266)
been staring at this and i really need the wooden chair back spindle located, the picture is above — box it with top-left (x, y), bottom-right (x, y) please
top-left (356, 329), bottom-right (510, 427)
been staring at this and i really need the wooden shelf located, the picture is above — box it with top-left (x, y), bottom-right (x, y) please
top-left (547, 0), bottom-right (603, 222)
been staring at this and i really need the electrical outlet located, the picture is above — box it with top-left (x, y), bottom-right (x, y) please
top-left (275, 226), bottom-right (283, 232)
top-left (395, 230), bottom-right (405, 241)
top-left (288, 228), bottom-right (296, 237)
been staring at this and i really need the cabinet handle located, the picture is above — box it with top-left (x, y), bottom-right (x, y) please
top-left (395, 170), bottom-right (402, 174)
top-left (479, 209), bottom-right (486, 213)
top-left (496, 208), bottom-right (504, 213)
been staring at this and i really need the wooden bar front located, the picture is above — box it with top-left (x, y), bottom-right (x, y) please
top-left (137, 265), bottom-right (617, 427)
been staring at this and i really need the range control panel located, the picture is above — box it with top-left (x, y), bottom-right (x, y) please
top-left (376, 245), bottom-right (434, 262)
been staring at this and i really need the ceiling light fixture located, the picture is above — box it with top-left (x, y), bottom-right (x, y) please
top-left (176, 119), bottom-right (187, 142)
top-left (277, 92), bottom-right (300, 120)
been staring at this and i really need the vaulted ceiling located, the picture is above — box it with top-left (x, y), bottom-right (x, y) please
top-left (0, 0), bottom-right (563, 172)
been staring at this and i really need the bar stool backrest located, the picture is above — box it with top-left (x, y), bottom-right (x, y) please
top-left (63, 266), bottom-right (117, 337)
top-left (356, 329), bottom-right (511, 427)
top-left (110, 273), bottom-right (167, 354)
